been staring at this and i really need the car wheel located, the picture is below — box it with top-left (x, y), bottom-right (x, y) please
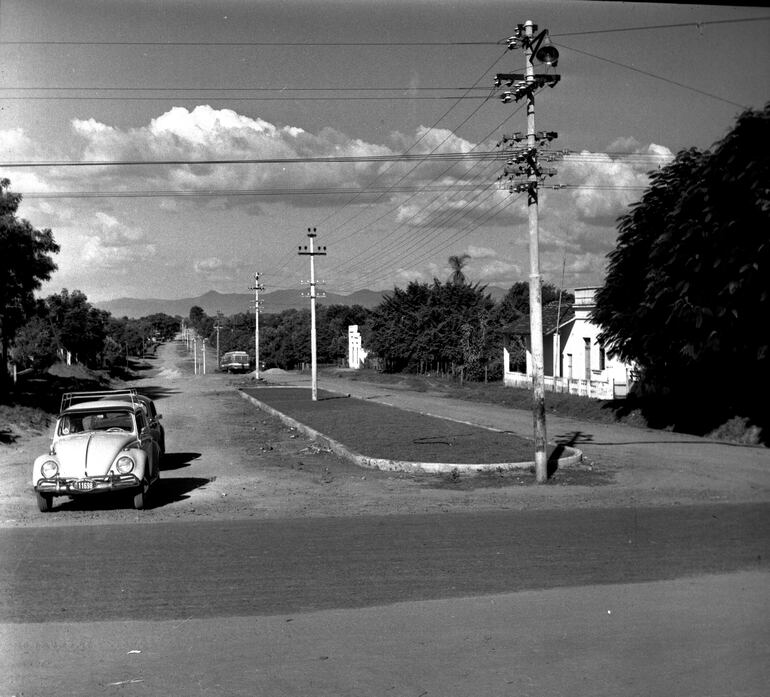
top-left (133, 485), bottom-right (147, 510)
top-left (36, 491), bottom-right (53, 512)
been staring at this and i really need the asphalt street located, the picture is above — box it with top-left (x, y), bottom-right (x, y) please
top-left (2, 503), bottom-right (767, 624)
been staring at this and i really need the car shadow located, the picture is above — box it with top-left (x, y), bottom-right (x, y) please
top-left (0, 429), bottom-right (18, 444)
top-left (161, 451), bottom-right (201, 471)
top-left (125, 384), bottom-right (182, 402)
top-left (148, 476), bottom-right (214, 508)
top-left (50, 476), bottom-right (213, 512)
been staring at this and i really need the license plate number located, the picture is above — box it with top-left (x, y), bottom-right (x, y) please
top-left (72, 479), bottom-right (95, 491)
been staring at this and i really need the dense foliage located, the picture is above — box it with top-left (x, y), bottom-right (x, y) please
top-left (365, 280), bottom-right (497, 379)
top-left (0, 179), bottom-right (60, 384)
top-left (197, 304), bottom-right (371, 370)
top-left (10, 284), bottom-right (181, 370)
top-left (593, 103), bottom-right (770, 435)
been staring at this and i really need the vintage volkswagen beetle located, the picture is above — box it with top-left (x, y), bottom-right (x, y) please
top-left (32, 398), bottom-right (161, 512)
top-left (60, 389), bottom-right (165, 457)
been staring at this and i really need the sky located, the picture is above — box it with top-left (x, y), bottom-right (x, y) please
top-left (1, 0), bottom-right (768, 307)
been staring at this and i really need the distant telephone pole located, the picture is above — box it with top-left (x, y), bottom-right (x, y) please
top-left (249, 272), bottom-right (265, 380)
top-left (214, 311), bottom-right (223, 369)
top-left (496, 19), bottom-right (561, 483)
top-left (298, 227), bottom-right (326, 401)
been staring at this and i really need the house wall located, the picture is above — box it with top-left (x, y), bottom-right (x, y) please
top-left (347, 325), bottom-right (368, 369)
top-left (504, 287), bottom-right (633, 399)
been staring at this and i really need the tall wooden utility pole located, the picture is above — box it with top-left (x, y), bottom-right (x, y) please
top-left (249, 273), bottom-right (264, 380)
top-left (496, 19), bottom-right (560, 483)
top-left (298, 228), bottom-right (326, 401)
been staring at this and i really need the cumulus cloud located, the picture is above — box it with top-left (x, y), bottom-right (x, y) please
top-left (76, 213), bottom-right (155, 271)
top-left (193, 255), bottom-right (248, 284)
top-left (560, 142), bottom-right (673, 226)
top-left (66, 106), bottom-right (400, 198)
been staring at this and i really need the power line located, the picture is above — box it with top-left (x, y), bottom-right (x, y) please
top-left (265, 48), bottom-right (511, 287)
top-left (0, 94), bottom-right (495, 102)
top-left (556, 41), bottom-right (750, 109)
top-left (3, 17), bottom-right (768, 46)
top-left (18, 184), bottom-right (516, 199)
top-left (0, 39), bottom-right (498, 47)
top-left (0, 85), bottom-right (494, 92)
top-left (0, 151), bottom-right (504, 168)
top-left (1, 150), bottom-right (673, 169)
top-left (553, 15), bottom-right (770, 37)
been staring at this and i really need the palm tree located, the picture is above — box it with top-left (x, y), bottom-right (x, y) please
top-left (447, 254), bottom-right (471, 285)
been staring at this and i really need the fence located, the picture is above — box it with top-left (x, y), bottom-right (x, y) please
top-left (503, 370), bottom-right (628, 400)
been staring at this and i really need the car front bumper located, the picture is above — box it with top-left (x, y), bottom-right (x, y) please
top-left (35, 474), bottom-right (142, 496)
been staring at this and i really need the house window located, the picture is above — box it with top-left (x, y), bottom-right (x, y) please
top-left (599, 344), bottom-right (606, 371)
top-left (566, 353), bottom-right (573, 380)
top-left (583, 338), bottom-right (591, 380)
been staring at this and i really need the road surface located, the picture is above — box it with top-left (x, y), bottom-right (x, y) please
top-left (1, 342), bottom-right (768, 696)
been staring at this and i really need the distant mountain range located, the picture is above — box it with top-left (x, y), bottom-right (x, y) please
top-left (94, 286), bottom-right (509, 319)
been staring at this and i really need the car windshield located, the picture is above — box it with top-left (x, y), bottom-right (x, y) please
top-left (58, 409), bottom-right (135, 436)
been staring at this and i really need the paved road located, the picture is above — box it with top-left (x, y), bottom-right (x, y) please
top-left (3, 351), bottom-right (769, 697)
top-left (2, 505), bottom-right (769, 696)
top-left (2, 503), bottom-right (767, 624)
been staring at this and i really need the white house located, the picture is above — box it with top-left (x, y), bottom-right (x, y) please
top-left (503, 286), bottom-right (633, 399)
top-left (347, 325), bottom-right (368, 369)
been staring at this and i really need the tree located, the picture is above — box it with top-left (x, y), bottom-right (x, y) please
top-left (317, 304), bottom-right (371, 364)
top-left (447, 253), bottom-right (471, 285)
top-left (593, 103), bottom-right (770, 435)
top-left (144, 313), bottom-right (180, 341)
top-left (10, 315), bottom-right (59, 369)
top-left (367, 280), bottom-right (495, 375)
top-left (0, 179), bottom-right (59, 383)
top-left (45, 289), bottom-right (109, 367)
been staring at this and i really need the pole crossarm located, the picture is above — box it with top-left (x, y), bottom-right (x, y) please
top-left (249, 272), bottom-right (265, 380)
top-left (298, 228), bottom-right (326, 401)
top-left (495, 19), bottom-right (561, 484)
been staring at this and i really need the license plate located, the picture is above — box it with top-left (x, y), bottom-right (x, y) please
top-left (72, 479), bottom-right (95, 491)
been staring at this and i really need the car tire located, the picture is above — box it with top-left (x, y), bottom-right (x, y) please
top-left (36, 491), bottom-right (53, 512)
top-left (133, 485), bottom-right (147, 510)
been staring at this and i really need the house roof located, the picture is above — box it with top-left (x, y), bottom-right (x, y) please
top-left (503, 302), bottom-right (575, 336)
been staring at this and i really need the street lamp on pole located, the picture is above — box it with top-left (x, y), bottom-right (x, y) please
top-left (496, 20), bottom-right (561, 483)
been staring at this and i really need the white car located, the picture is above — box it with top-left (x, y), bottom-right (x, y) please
top-left (32, 398), bottom-right (161, 512)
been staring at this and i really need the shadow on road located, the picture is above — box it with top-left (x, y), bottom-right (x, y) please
top-left (49, 475), bottom-right (213, 512)
top-left (124, 384), bottom-right (182, 403)
top-left (161, 451), bottom-right (201, 471)
top-left (150, 476), bottom-right (213, 508)
top-left (552, 428), bottom-right (762, 449)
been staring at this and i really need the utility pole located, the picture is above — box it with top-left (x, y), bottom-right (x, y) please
top-left (202, 338), bottom-right (207, 374)
top-left (298, 227), bottom-right (326, 401)
top-left (249, 272), bottom-right (265, 380)
top-left (496, 20), bottom-right (560, 483)
top-left (193, 336), bottom-right (198, 375)
top-left (214, 311), bottom-right (222, 370)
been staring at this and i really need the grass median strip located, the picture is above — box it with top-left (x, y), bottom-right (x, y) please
top-left (241, 386), bottom-right (552, 465)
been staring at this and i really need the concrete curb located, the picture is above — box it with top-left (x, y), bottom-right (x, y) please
top-left (238, 388), bottom-right (583, 475)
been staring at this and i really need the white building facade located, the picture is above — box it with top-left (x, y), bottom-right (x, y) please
top-left (503, 287), bottom-right (633, 400)
top-left (347, 325), bottom-right (368, 369)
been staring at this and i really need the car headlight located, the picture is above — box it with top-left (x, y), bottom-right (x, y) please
top-left (116, 456), bottom-right (135, 474)
top-left (41, 460), bottom-right (59, 478)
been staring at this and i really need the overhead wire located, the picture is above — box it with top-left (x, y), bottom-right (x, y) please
top-left (6, 14), bottom-right (763, 299)
top-left (2, 17), bottom-right (768, 46)
top-left (555, 41), bottom-right (749, 109)
top-left (267, 47), bottom-right (510, 292)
